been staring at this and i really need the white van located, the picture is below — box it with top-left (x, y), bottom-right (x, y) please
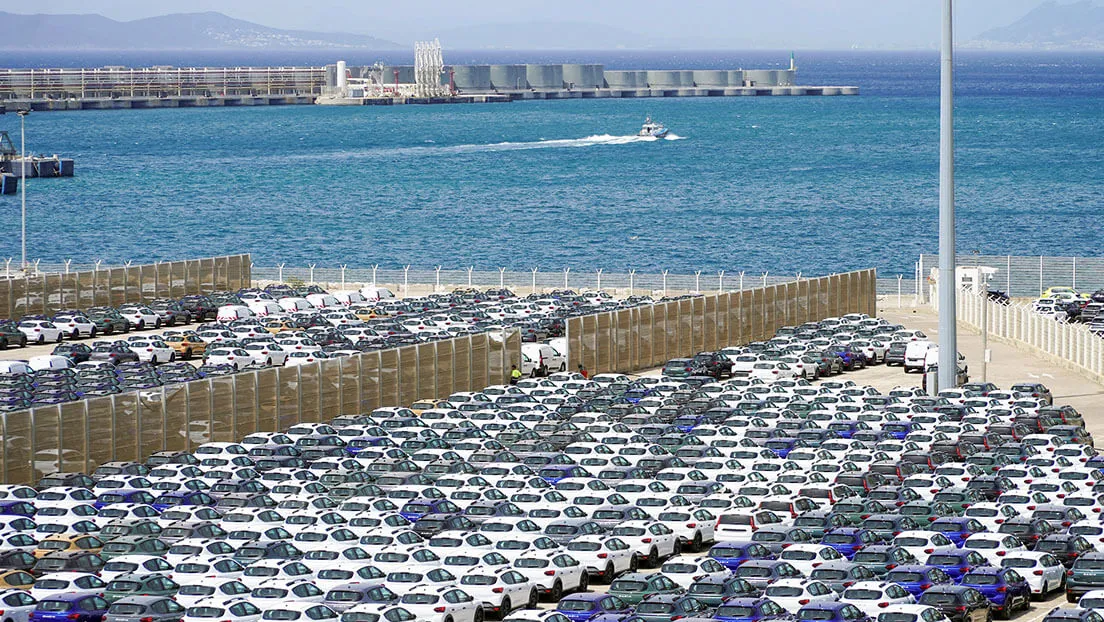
top-left (277, 297), bottom-right (314, 313)
top-left (359, 286), bottom-right (396, 302)
top-left (28, 355), bottom-right (72, 372)
top-left (0, 361), bottom-right (33, 375)
top-left (904, 340), bottom-right (935, 373)
top-left (216, 305), bottom-right (255, 323)
top-left (521, 343), bottom-right (565, 377)
top-left (333, 291), bottom-right (368, 306)
top-left (246, 300), bottom-right (282, 317)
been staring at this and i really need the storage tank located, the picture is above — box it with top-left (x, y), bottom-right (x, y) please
top-left (678, 70), bottom-right (695, 86)
top-left (646, 71), bottom-right (681, 88)
top-left (526, 64), bottom-right (563, 89)
top-left (490, 65), bottom-right (527, 90)
top-left (603, 70), bottom-right (638, 88)
top-left (452, 65), bottom-right (492, 91)
top-left (562, 64), bottom-right (604, 89)
top-left (728, 70), bottom-right (746, 86)
top-left (693, 70), bottom-right (728, 87)
top-left (776, 69), bottom-right (796, 86)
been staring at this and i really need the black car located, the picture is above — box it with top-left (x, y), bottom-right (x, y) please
top-left (53, 342), bottom-right (93, 363)
top-left (917, 585), bottom-right (992, 622)
top-left (691, 352), bottom-right (734, 379)
top-left (179, 295), bottom-right (217, 321)
top-left (0, 322), bottom-right (28, 348)
top-left (998, 517), bottom-right (1057, 550)
top-left (1035, 534), bottom-right (1096, 568)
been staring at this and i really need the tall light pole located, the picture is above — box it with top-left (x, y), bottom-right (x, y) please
top-left (17, 108), bottom-right (29, 273)
top-left (937, 0), bottom-right (958, 390)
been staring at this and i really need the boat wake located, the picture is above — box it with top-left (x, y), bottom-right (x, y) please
top-left (443, 133), bottom-right (686, 153)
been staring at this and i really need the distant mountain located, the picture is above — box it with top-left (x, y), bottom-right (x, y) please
top-left (0, 11), bottom-right (402, 50)
top-left (965, 0), bottom-right (1104, 50)
top-left (434, 20), bottom-right (723, 50)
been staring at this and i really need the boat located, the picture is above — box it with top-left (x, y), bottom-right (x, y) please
top-left (638, 117), bottom-right (669, 138)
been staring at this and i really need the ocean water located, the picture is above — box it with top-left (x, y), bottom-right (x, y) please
top-left (1, 51), bottom-right (1101, 276)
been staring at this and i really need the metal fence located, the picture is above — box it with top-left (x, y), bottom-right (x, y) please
top-left (566, 269), bottom-right (877, 375)
top-left (957, 291), bottom-right (1104, 382)
top-left (0, 255), bottom-right (251, 319)
top-left (919, 254), bottom-right (1104, 300)
top-left (0, 331), bottom-right (520, 485)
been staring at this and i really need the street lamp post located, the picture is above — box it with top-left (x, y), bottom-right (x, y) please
top-left (17, 109), bottom-right (29, 273)
top-left (937, 0), bottom-right (959, 390)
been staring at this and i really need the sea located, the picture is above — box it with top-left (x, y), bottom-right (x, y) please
top-left (1, 50), bottom-right (1101, 277)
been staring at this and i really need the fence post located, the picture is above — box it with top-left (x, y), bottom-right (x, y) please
top-left (340, 264), bottom-right (347, 290)
top-left (897, 275), bottom-right (903, 308)
top-left (372, 265), bottom-right (379, 286)
top-left (4, 258), bottom-right (10, 277)
top-left (739, 271), bottom-right (745, 291)
top-left (500, 268), bottom-right (506, 289)
top-left (761, 272), bottom-right (768, 288)
top-left (596, 269), bottom-right (602, 292)
top-left (435, 266), bottom-right (442, 293)
top-left (718, 270), bottom-right (725, 294)
top-left (663, 270), bottom-right (669, 297)
top-left (530, 268), bottom-right (538, 294)
top-left (629, 270), bottom-right (636, 296)
top-left (309, 264), bottom-right (316, 285)
top-left (467, 266), bottom-right (474, 288)
top-left (563, 268), bottom-right (570, 290)
top-left (64, 259), bottom-right (71, 274)
top-left (1072, 257), bottom-right (1077, 290)
top-left (278, 263), bottom-right (284, 282)
top-left (694, 271), bottom-right (701, 293)
top-left (124, 260), bottom-right (133, 301)
top-left (402, 265), bottom-right (410, 297)
top-left (1039, 256), bottom-right (1044, 296)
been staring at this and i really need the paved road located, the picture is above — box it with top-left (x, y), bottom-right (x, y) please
top-left (0, 322), bottom-right (209, 364)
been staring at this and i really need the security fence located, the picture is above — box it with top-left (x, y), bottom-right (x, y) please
top-left (957, 290), bottom-right (1104, 381)
top-left (919, 254), bottom-right (1104, 300)
top-left (567, 269), bottom-right (877, 375)
top-left (0, 331), bottom-right (520, 485)
top-left (0, 255), bottom-right (251, 319)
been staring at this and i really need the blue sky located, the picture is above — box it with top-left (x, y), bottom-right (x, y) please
top-left (9, 0), bottom-right (1051, 49)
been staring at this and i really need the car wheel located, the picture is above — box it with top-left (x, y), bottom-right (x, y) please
top-left (549, 580), bottom-right (563, 602)
top-left (559, 363), bottom-right (566, 371)
top-left (71, 329), bottom-right (80, 339)
top-left (90, 327), bottom-right (97, 338)
top-left (169, 353), bottom-right (176, 362)
top-left (527, 590), bottom-right (538, 609)
top-left (137, 321), bottom-right (145, 330)
top-left (20, 337), bottom-right (27, 347)
top-left (184, 349), bottom-right (192, 360)
top-left (500, 598), bottom-right (511, 618)
top-left (578, 572), bottom-right (589, 592)
top-left (647, 547), bottom-right (659, 567)
top-left (444, 617), bottom-right (453, 622)
top-left (155, 319), bottom-right (162, 329)
top-left (692, 532), bottom-right (703, 552)
top-left (629, 554), bottom-right (639, 572)
top-left (603, 563), bottom-right (615, 583)
top-left (56, 333), bottom-right (63, 343)
top-left (266, 358), bottom-right (273, 366)
top-left (473, 609), bottom-right (483, 622)
top-left (672, 539), bottom-right (682, 556)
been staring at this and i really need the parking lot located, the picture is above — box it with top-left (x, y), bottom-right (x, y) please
top-left (1, 300), bottom-right (1102, 622)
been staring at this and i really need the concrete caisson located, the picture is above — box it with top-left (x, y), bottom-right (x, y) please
top-left (381, 65), bottom-right (415, 85)
top-left (728, 70), bottom-right (746, 86)
top-left (526, 64), bottom-right (563, 89)
top-left (562, 64), bottom-right (604, 89)
top-left (743, 70), bottom-right (777, 87)
top-left (452, 65), bottom-right (492, 92)
top-left (693, 70), bottom-right (728, 87)
top-left (646, 70), bottom-right (681, 88)
top-left (490, 65), bottom-right (528, 90)
top-left (603, 71), bottom-right (638, 88)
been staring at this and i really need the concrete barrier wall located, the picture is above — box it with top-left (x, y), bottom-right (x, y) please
top-left (0, 330), bottom-right (521, 485)
top-left (565, 269), bottom-right (877, 374)
top-left (0, 255), bottom-right (250, 320)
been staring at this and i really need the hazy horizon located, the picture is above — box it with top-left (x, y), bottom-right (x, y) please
top-left (0, 0), bottom-right (1067, 50)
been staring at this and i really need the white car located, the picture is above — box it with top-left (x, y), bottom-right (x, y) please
top-left (29, 572), bottom-right (107, 600)
top-left (607, 521), bottom-right (680, 566)
top-left (457, 566), bottom-right (536, 619)
top-left (119, 306), bottom-right (162, 330)
top-left (510, 552), bottom-right (588, 601)
top-left (99, 555), bottom-right (175, 582)
top-left (183, 597), bottom-right (263, 622)
top-left (763, 578), bottom-right (839, 613)
top-left (750, 362), bottom-right (799, 381)
top-left (840, 581), bottom-right (916, 616)
top-left (398, 586), bottom-right (483, 622)
top-left (285, 351), bottom-right (327, 367)
top-left (893, 532), bottom-right (956, 562)
top-left (655, 507), bottom-right (716, 552)
top-left (563, 536), bottom-right (637, 582)
top-left (17, 320), bottom-right (63, 344)
top-left (660, 556), bottom-right (731, 589)
top-left (175, 580), bottom-right (254, 608)
top-left (257, 602), bottom-right (337, 622)
top-left (1079, 590), bottom-right (1104, 610)
top-left (0, 588), bottom-right (37, 622)
top-left (128, 339), bottom-right (175, 363)
top-left (205, 348), bottom-right (254, 370)
top-left (778, 544), bottom-right (846, 576)
top-left (876, 605), bottom-right (951, 622)
top-left (1000, 551), bottom-right (1067, 597)
top-left (250, 579), bottom-right (326, 604)
top-left (243, 343), bottom-right (289, 366)
top-left (962, 532), bottom-right (1026, 565)
top-left (962, 503), bottom-right (1020, 532)
top-left (52, 315), bottom-right (97, 339)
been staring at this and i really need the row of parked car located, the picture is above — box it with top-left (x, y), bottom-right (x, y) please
top-left (0, 312), bottom-right (1097, 622)
top-left (0, 285), bottom-right (665, 410)
top-left (1030, 288), bottom-right (1104, 335)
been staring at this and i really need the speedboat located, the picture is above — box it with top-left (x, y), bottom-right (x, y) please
top-left (638, 117), bottom-right (669, 138)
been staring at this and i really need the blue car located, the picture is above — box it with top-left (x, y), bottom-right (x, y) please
top-left (708, 541), bottom-right (776, 571)
top-left (712, 597), bottom-right (792, 622)
top-left (30, 594), bottom-right (110, 622)
top-left (538, 465), bottom-right (592, 485)
top-left (795, 602), bottom-right (871, 622)
top-left (763, 437), bottom-right (804, 459)
top-left (151, 490), bottom-right (216, 512)
top-left (960, 567), bottom-right (1031, 617)
top-left (882, 422), bottom-right (916, 440)
top-left (924, 547), bottom-right (992, 582)
top-left (825, 421), bottom-right (863, 440)
top-left (556, 594), bottom-right (633, 622)
top-left (820, 528), bottom-right (883, 560)
top-left (0, 500), bottom-right (36, 516)
top-left (929, 517), bottom-right (987, 547)
top-left (885, 565), bottom-right (957, 598)
top-left (93, 489), bottom-right (157, 510)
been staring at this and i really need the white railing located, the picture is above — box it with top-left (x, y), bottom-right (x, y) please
top-left (956, 289), bottom-right (1104, 380)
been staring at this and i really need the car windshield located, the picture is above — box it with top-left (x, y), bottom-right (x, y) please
top-left (920, 593), bottom-right (959, 605)
top-left (799, 610), bottom-right (839, 621)
top-left (610, 580), bottom-right (646, 591)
